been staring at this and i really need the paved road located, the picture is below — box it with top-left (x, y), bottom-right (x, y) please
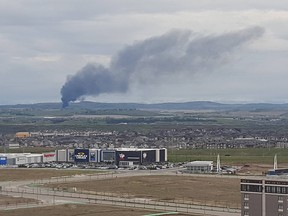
top-left (0, 169), bottom-right (241, 216)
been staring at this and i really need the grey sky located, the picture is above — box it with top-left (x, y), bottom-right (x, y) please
top-left (0, 0), bottom-right (288, 105)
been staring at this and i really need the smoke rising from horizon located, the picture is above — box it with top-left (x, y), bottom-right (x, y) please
top-left (61, 27), bottom-right (264, 108)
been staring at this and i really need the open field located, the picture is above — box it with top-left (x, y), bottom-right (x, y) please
top-left (46, 175), bottom-right (241, 208)
top-left (168, 148), bottom-right (288, 164)
top-left (0, 195), bottom-right (38, 206)
top-left (0, 204), bottom-right (194, 216)
top-left (0, 169), bottom-right (101, 182)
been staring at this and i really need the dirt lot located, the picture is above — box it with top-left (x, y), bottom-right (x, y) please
top-left (0, 169), bottom-right (99, 182)
top-left (47, 175), bottom-right (241, 208)
top-left (0, 204), bottom-right (195, 216)
top-left (0, 195), bottom-right (38, 206)
top-left (236, 163), bottom-right (288, 175)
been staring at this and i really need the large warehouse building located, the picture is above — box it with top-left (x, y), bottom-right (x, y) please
top-left (184, 161), bottom-right (214, 173)
top-left (55, 148), bottom-right (167, 165)
top-left (116, 148), bottom-right (167, 166)
top-left (0, 148), bottom-right (167, 166)
top-left (0, 152), bottom-right (55, 166)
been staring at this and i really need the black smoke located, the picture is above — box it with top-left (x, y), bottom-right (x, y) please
top-left (61, 27), bottom-right (264, 108)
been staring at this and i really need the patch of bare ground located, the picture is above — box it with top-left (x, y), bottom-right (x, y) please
top-left (47, 175), bottom-right (241, 208)
top-left (237, 163), bottom-right (282, 175)
top-left (0, 204), bottom-right (194, 216)
top-left (0, 195), bottom-right (38, 206)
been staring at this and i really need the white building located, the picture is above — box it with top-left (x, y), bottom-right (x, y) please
top-left (185, 161), bottom-right (213, 173)
top-left (0, 153), bottom-right (55, 165)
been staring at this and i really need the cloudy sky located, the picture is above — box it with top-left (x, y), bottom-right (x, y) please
top-left (1, 0), bottom-right (288, 105)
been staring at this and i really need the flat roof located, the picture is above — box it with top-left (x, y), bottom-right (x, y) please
top-left (186, 161), bottom-right (213, 166)
top-left (0, 153), bottom-right (42, 157)
top-left (116, 148), bottom-right (165, 151)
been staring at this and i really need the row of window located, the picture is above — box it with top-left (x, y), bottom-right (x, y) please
top-left (241, 184), bottom-right (262, 192)
top-left (241, 179), bottom-right (288, 186)
top-left (266, 186), bottom-right (288, 194)
top-left (241, 184), bottom-right (288, 194)
top-left (265, 180), bottom-right (288, 186)
top-left (244, 209), bottom-right (284, 216)
top-left (244, 194), bottom-right (287, 201)
top-left (241, 179), bottom-right (262, 184)
top-left (243, 203), bottom-right (284, 210)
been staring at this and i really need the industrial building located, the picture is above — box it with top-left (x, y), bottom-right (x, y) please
top-left (15, 132), bottom-right (30, 138)
top-left (267, 168), bottom-right (288, 176)
top-left (266, 154), bottom-right (288, 176)
top-left (55, 148), bottom-right (167, 166)
top-left (0, 148), bottom-right (167, 167)
top-left (241, 177), bottom-right (288, 216)
top-left (185, 161), bottom-right (213, 173)
top-left (0, 152), bottom-right (55, 166)
top-left (115, 148), bottom-right (167, 166)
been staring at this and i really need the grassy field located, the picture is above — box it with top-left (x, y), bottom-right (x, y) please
top-left (0, 169), bottom-right (101, 182)
top-left (46, 175), bottom-right (241, 209)
top-left (168, 148), bottom-right (288, 164)
top-left (0, 204), bottom-right (193, 216)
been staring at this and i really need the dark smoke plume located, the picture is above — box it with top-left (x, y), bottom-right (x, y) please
top-left (61, 27), bottom-right (264, 107)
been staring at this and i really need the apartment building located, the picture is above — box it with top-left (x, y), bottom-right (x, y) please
top-left (241, 178), bottom-right (288, 216)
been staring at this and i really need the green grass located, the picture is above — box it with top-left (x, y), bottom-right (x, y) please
top-left (168, 148), bottom-right (288, 165)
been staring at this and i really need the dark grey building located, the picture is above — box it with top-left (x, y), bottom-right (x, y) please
top-left (55, 148), bottom-right (167, 165)
top-left (241, 178), bottom-right (288, 216)
top-left (115, 148), bottom-right (167, 166)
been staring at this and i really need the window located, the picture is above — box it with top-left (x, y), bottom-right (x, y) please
top-left (266, 186), bottom-right (288, 194)
top-left (241, 184), bottom-right (262, 192)
top-left (278, 196), bottom-right (283, 203)
top-left (244, 202), bottom-right (249, 209)
top-left (244, 194), bottom-right (249, 200)
top-left (244, 211), bottom-right (249, 216)
top-left (278, 204), bottom-right (283, 212)
top-left (277, 187), bottom-right (282, 194)
top-left (266, 186), bottom-right (271, 193)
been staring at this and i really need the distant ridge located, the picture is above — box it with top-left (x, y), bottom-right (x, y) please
top-left (1, 101), bottom-right (288, 111)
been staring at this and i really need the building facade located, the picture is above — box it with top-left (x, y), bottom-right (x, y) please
top-left (55, 148), bottom-right (167, 165)
top-left (185, 161), bottom-right (213, 173)
top-left (0, 153), bottom-right (55, 165)
top-left (241, 178), bottom-right (288, 216)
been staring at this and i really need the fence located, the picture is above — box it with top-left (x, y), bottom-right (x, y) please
top-left (30, 171), bottom-right (242, 210)
top-left (1, 185), bottom-right (241, 215)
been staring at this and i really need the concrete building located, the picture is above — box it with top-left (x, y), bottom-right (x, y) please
top-left (42, 153), bottom-right (56, 163)
top-left (54, 148), bottom-right (167, 165)
top-left (241, 177), bottom-right (288, 216)
top-left (0, 156), bottom-right (7, 165)
top-left (102, 149), bottom-right (115, 163)
top-left (6, 143), bottom-right (20, 149)
top-left (0, 153), bottom-right (49, 165)
top-left (56, 149), bottom-right (68, 162)
top-left (185, 161), bottom-right (213, 173)
top-left (15, 132), bottom-right (30, 138)
top-left (115, 148), bottom-right (167, 166)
